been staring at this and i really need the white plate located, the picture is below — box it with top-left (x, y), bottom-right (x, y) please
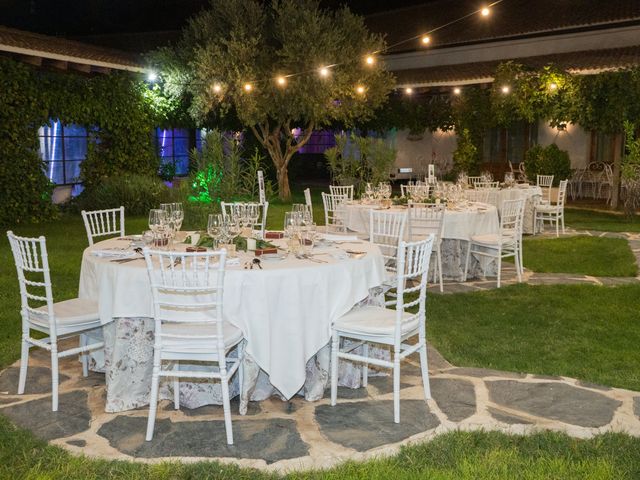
top-left (261, 253), bottom-right (287, 261)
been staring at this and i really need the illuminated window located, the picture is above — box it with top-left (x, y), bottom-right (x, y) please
top-left (155, 128), bottom-right (191, 176)
top-left (39, 120), bottom-right (89, 193)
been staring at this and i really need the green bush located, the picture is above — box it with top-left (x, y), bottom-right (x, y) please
top-left (524, 143), bottom-right (571, 185)
top-left (77, 175), bottom-right (169, 215)
top-left (452, 128), bottom-right (479, 175)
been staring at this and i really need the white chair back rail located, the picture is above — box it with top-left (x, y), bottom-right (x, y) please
top-left (329, 184), bottom-right (354, 201)
top-left (369, 209), bottom-right (408, 273)
top-left (257, 170), bottom-right (266, 204)
top-left (322, 192), bottom-right (348, 232)
top-left (220, 201), bottom-right (269, 239)
top-left (7, 231), bottom-right (103, 411)
top-left (407, 202), bottom-right (444, 243)
top-left (500, 198), bottom-right (525, 244)
top-left (304, 188), bottom-right (313, 222)
top-left (81, 206), bottom-right (125, 246)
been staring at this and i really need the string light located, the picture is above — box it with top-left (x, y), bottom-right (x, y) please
top-left (549, 82), bottom-right (558, 91)
top-left (276, 76), bottom-right (287, 87)
top-left (481, 7), bottom-right (490, 16)
top-left (244, 83), bottom-right (253, 92)
top-left (319, 67), bottom-right (330, 77)
top-left (421, 35), bottom-right (431, 45)
top-left (147, 71), bottom-right (158, 82)
top-left (212, 83), bottom-right (221, 93)
top-left (453, 87), bottom-right (461, 95)
top-left (356, 85), bottom-right (366, 94)
top-left (365, 55), bottom-right (375, 65)
top-left (501, 85), bottom-right (510, 94)
top-left (405, 87), bottom-right (413, 95)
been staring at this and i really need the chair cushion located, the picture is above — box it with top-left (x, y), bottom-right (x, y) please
top-left (160, 321), bottom-right (243, 353)
top-left (536, 204), bottom-right (560, 213)
top-left (334, 306), bottom-right (419, 337)
top-left (470, 233), bottom-right (516, 246)
top-left (31, 298), bottom-right (100, 327)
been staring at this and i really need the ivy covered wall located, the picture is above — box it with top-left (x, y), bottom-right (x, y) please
top-left (0, 57), bottom-right (163, 225)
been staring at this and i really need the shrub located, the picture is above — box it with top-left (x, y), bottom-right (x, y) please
top-left (452, 128), bottom-right (479, 175)
top-left (77, 174), bottom-right (169, 215)
top-left (524, 143), bottom-right (571, 185)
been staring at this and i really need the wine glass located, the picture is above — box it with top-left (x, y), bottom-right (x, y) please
top-left (149, 209), bottom-right (166, 233)
top-left (301, 222), bottom-right (317, 255)
top-left (247, 204), bottom-right (260, 237)
top-left (207, 214), bottom-right (223, 249)
top-left (172, 202), bottom-right (184, 233)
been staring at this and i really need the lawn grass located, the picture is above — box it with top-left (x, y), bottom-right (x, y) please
top-left (1, 414), bottom-right (639, 479)
top-left (565, 208), bottom-right (640, 232)
top-left (522, 236), bottom-right (638, 277)
top-left (428, 283), bottom-right (640, 391)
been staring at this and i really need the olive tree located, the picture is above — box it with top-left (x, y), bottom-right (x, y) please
top-left (154, 0), bottom-right (394, 200)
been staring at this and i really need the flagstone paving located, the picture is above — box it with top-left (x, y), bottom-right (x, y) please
top-left (0, 228), bottom-right (638, 471)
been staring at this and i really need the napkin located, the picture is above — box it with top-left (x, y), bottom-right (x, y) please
top-left (91, 249), bottom-right (136, 259)
top-left (321, 234), bottom-right (359, 242)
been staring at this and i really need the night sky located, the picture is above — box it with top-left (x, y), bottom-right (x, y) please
top-left (0, 0), bottom-right (431, 36)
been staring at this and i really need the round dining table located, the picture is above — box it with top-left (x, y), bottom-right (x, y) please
top-left (340, 201), bottom-right (500, 280)
top-left (79, 235), bottom-right (386, 414)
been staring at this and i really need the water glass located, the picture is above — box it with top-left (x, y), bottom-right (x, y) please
top-left (207, 214), bottom-right (223, 249)
top-left (148, 209), bottom-right (166, 233)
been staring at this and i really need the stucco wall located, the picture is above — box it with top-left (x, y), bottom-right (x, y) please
top-left (537, 121), bottom-right (590, 169)
top-left (389, 128), bottom-right (457, 179)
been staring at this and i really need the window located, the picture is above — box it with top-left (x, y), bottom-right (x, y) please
top-left (38, 119), bottom-right (88, 188)
top-left (590, 131), bottom-right (622, 164)
top-left (156, 128), bottom-right (191, 176)
top-left (292, 129), bottom-right (336, 154)
top-left (482, 121), bottom-right (538, 164)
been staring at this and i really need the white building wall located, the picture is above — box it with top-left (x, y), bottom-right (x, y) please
top-left (389, 128), bottom-right (457, 179)
top-left (537, 121), bottom-right (590, 169)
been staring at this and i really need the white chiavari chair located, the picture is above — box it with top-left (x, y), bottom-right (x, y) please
top-left (329, 185), bottom-right (354, 201)
top-left (369, 209), bottom-right (408, 275)
top-left (408, 202), bottom-right (445, 292)
top-left (7, 231), bottom-right (104, 411)
top-left (536, 174), bottom-right (554, 204)
top-left (304, 187), bottom-right (314, 222)
top-left (331, 236), bottom-right (435, 423)
top-left (142, 247), bottom-right (244, 444)
top-left (322, 192), bottom-right (348, 233)
top-left (220, 201), bottom-right (269, 239)
top-left (535, 179), bottom-right (568, 237)
top-left (81, 206), bottom-right (125, 246)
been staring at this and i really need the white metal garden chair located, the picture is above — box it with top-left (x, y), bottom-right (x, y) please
top-left (220, 201), bottom-right (269, 239)
top-left (463, 198), bottom-right (525, 288)
top-left (81, 206), bottom-right (125, 246)
top-left (535, 179), bottom-right (568, 237)
top-left (408, 202), bottom-right (445, 292)
top-left (257, 170), bottom-right (266, 204)
top-left (321, 192), bottom-right (348, 233)
top-left (536, 174), bottom-right (554, 204)
top-left (467, 176), bottom-right (483, 187)
top-left (304, 187), bottom-right (313, 222)
top-left (369, 209), bottom-right (408, 276)
top-left (330, 235), bottom-right (435, 423)
top-left (329, 184), bottom-right (354, 201)
top-left (7, 231), bottom-right (104, 411)
top-left (142, 247), bottom-right (244, 444)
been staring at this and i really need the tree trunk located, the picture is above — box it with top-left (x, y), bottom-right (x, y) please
top-left (611, 133), bottom-right (623, 210)
top-left (277, 164), bottom-right (291, 200)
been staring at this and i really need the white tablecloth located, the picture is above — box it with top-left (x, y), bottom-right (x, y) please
top-left (464, 186), bottom-right (542, 234)
top-left (79, 237), bottom-right (387, 409)
top-left (341, 202), bottom-right (499, 241)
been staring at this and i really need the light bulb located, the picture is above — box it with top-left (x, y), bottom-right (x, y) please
top-left (421, 35), bottom-right (431, 45)
top-left (356, 85), bottom-right (365, 94)
top-left (147, 71), bottom-right (158, 82)
top-left (405, 87), bottom-right (413, 94)
top-left (276, 76), bottom-right (287, 86)
top-left (365, 55), bottom-right (375, 65)
top-left (481, 7), bottom-right (490, 17)
top-left (319, 67), bottom-right (329, 77)
top-left (212, 83), bottom-right (221, 93)
top-left (244, 83), bottom-right (253, 92)
top-left (501, 85), bottom-right (510, 94)
top-left (453, 87), bottom-right (461, 95)
top-left (549, 82), bottom-right (558, 90)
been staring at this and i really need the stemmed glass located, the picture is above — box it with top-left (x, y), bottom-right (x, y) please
top-left (247, 204), bottom-right (260, 237)
top-left (149, 209), bottom-right (166, 233)
top-left (301, 222), bottom-right (317, 255)
top-left (207, 214), bottom-right (223, 249)
top-left (171, 202), bottom-right (184, 235)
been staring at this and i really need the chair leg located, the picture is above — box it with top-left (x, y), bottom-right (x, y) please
top-left (18, 335), bottom-right (29, 395)
top-left (555, 215), bottom-right (559, 237)
top-left (418, 341), bottom-right (431, 400)
top-left (463, 242), bottom-right (472, 282)
top-left (173, 361), bottom-right (180, 410)
top-left (330, 332), bottom-right (339, 406)
top-left (145, 366), bottom-right (161, 441)
top-left (561, 214), bottom-right (565, 234)
top-left (515, 249), bottom-right (522, 283)
top-left (393, 349), bottom-right (401, 424)
top-left (80, 334), bottom-right (89, 378)
top-left (221, 371), bottom-right (234, 445)
top-left (362, 343), bottom-right (369, 388)
top-left (496, 253), bottom-right (502, 288)
top-left (51, 346), bottom-right (59, 412)
top-left (437, 247), bottom-right (444, 293)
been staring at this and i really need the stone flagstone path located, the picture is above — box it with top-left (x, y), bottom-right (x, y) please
top-left (0, 228), bottom-right (638, 472)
